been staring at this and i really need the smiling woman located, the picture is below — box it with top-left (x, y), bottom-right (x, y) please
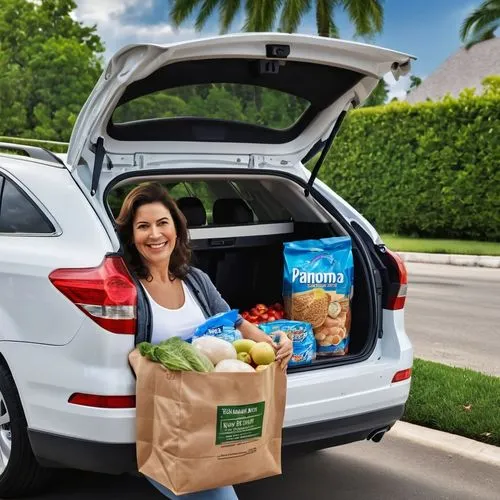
top-left (114, 182), bottom-right (292, 499)
top-left (115, 183), bottom-right (192, 281)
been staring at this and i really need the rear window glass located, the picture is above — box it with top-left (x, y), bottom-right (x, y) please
top-left (108, 179), bottom-right (292, 226)
top-left (112, 84), bottom-right (309, 130)
top-left (0, 176), bottom-right (55, 234)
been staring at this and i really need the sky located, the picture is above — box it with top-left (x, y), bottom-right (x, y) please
top-left (73, 0), bottom-right (484, 100)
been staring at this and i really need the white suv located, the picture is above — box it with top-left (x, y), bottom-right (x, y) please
top-left (0, 33), bottom-right (413, 498)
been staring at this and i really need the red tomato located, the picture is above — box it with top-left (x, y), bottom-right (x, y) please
top-left (250, 307), bottom-right (260, 316)
top-left (267, 315), bottom-right (276, 322)
top-left (259, 313), bottom-right (269, 321)
top-left (255, 303), bottom-right (268, 312)
top-left (273, 303), bottom-right (283, 311)
top-left (248, 314), bottom-right (259, 323)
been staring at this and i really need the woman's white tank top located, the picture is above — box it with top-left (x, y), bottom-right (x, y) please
top-left (142, 281), bottom-right (206, 344)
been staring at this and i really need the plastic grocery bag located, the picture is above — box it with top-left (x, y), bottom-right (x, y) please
top-left (283, 236), bottom-right (354, 357)
top-left (259, 320), bottom-right (316, 367)
top-left (191, 309), bottom-right (242, 343)
top-left (129, 349), bottom-right (287, 495)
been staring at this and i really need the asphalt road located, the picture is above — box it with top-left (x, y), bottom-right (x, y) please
top-left (21, 434), bottom-right (500, 499)
top-left (405, 263), bottom-right (500, 376)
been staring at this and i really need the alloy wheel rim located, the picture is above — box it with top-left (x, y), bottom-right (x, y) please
top-left (0, 390), bottom-right (11, 474)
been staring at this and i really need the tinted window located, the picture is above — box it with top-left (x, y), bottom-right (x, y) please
top-left (0, 176), bottom-right (55, 234)
top-left (112, 84), bottom-right (309, 130)
top-left (108, 179), bottom-right (291, 225)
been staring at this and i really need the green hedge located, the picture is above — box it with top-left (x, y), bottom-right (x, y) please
top-left (320, 86), bottom-right (500, 241)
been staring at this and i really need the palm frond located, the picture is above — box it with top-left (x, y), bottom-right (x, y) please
top-left (219, 0), bottom-right (242, 33)
top-left (195, 0), bottom-right (220, 31)
top-left (329, 21), bottom-right (340, 38)
top-left (464, 23), bottom-right (498, 48)
top-left (243, 0), bottom-right (261, 30)
top-left (243, 0), bottom-right (280, 31)
top-left (316, 0), bottom-right (336, 37)
top-left (460, 0), bottom-right (500, 41)
top-left (280, 0), bottom-right (311, 33)
top-left (343, 0), bottom-right (384, 36)
top-left (170, 0), bottom-right (202, 26)
top-left (261, 0), bottom-right (284, 31)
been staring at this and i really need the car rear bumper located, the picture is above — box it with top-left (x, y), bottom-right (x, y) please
top-left (28, 404), bottom-right (405, 474)
top-left (28, 429), bottom-right (138, 474)
top-left (283, 404), bottom-right (405, 451)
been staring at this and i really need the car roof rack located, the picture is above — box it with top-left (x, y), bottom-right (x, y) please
top-left (0, 141), bottom-right (65, 166)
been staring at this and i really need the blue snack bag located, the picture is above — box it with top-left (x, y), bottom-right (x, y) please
top-left (258, 320), bottom-right (316, 367)
top-left (283, 236), bottom-right (354, 357)
top-left (192, 309), bottom-right (242, 343)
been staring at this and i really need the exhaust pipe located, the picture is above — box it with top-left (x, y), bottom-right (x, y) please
top-left (368, 426), bottom-right (391, 443)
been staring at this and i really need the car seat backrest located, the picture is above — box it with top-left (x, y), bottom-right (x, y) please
top-left (177, 197), bottom-right (207, 227)
top-left (212, 198), bottom-right (253, 225)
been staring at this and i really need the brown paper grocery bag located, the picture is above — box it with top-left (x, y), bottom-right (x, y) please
top-left (129, 349), bottom-right (287, 495)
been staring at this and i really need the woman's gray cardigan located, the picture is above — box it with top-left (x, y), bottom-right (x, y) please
top-left (135, 266), bottom-right (243, 344)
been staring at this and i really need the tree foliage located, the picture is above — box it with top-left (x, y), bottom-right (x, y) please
top-left (0, 0), bottom-right (104, 141)
top-left (320, 81), bottom-right (500, 241)
top-left (460, 0), bottom-right (500, 48)
top-left (363, 79), bottom-right (389, 107)
top-left (169, 0), bottom-right (384, 38)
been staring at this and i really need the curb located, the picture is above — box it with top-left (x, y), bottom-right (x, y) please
top-left (397, 251), bottom-right (500, 268)
top-left (390, 421), bottom-right (500, 467)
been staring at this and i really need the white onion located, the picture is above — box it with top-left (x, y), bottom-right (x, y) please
top-left (214, 359), bottom-right (256, 373)
top-left (192, 336), bottom-right (237, 365)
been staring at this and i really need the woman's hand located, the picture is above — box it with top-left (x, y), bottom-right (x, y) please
top-left (237, 320), bottom-right (293, 371)
top-left (273, 331), bottom-right (293, 371)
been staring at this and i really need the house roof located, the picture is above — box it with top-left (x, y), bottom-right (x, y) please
top-left (406, 37), bottom-right (500, 103)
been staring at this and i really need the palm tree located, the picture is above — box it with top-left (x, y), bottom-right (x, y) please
top-left (460, 0), bottom-right (500, 48)
top-left (170, 0), bottom-right (384, 38)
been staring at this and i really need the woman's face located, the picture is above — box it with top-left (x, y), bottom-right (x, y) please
top-left (132, 202), bottom-right (177, 268)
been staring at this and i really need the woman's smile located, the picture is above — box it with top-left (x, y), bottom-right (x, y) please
top-left (148, 241), bottom-right (168, 250)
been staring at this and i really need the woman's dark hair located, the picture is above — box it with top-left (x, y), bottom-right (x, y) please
top-left (115, 182), bottom-right (191, 281)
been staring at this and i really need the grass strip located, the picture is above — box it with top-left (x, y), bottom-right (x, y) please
top-left (403, 359), bottom-right (500, 446)
top-left (381, 234), bottom-right (500, 256)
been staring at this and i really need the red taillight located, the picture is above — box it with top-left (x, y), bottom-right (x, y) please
top-left (69, 393), bottom-right (136, 408)
top-left (385, 249), bottom-right (408, 310)
top-left (392, 368), bottom-right (412, 383)
top-left (49, 256), bottom-right (137, 334)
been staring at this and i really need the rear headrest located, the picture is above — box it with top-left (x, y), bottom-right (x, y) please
top-left (213, 198), bottom-right (253, 225)
top-left (176, 197), bottom-right (206, 227)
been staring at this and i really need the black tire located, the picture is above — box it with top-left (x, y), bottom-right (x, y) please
top-left (0, 362), bottom-right (53, 498)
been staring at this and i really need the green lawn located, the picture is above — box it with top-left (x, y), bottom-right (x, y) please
top-left (381, 234), bottom-right (500, 256)
top-left (403, 359), bottom-right (500, 446)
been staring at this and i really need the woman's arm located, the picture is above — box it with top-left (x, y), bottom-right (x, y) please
top-left (189, 268), bottom-right (293, 369)
top-left (237, 319), bottom-right (275, 343)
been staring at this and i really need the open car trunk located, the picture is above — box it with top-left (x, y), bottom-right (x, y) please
top-left (107, 171), bottom-right (381, 371)
top-left (191, 222), bottom-right (375, 363)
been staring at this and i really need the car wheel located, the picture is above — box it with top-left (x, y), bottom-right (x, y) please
top-left (0, 363), bottom-right (52, 498)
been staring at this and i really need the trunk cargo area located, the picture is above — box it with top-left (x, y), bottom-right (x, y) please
top-left (107, 172), bottom-right (379, 367)
top-left (190, 221), bottom-right (375, 360)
